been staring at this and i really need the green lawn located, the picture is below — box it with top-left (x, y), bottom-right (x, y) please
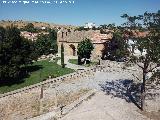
top-left (68, 59), bottom-right (98, 67)
top-left (68, 59), bottom-right (78, 65)
top-left (0, 59), bottom-right (74, 94)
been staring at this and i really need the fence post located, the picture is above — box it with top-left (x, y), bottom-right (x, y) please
top-left (40, 85), bottom-right (43, 99)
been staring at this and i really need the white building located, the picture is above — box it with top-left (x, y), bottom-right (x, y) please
top-left (127, 39), bottom-right (147, 57)
top-left (127, 39), bottom-right (157, 80)
top-left (84, 22), bottom-right (96, 29)
top-left (41, 26), bottom-right (46, 30)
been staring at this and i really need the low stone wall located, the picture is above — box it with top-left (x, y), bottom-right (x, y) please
top-left (0, 67), bottom-right (96, 99)
top-left (100, 60), bottom-right (125, 68)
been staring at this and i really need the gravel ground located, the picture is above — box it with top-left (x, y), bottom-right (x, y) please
top-left (60, 91), bottom-right (149, 120)
top-left (50, 65), bottom-right (149, 120)
top-left (53, 66), bottom-right (140, 93)
top-left (28, 63), bottom-right (146, 120)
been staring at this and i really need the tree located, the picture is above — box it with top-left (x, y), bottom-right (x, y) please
top-left (34, 29), bottom-right (58, 57)
top-left (122, 11), bottom-right (160, 110)
top-left (48, 29), bottom-right (58, 54)
top-left (99, 24), bottom-right (108, 29)
top-left (21, 38), bottom-right (37, 63)
top-left (106, 30), bottom-right (129, 61)
top-left (107, 23), bottom-right (116, 30)
top-left (35, 34), bottom-right (51, 56)
top-left (0, 25), bottom-right (34, 82)
top-left (61, 43), bottom-right (65, 68)
top-left (23, 23), bottom-right (37, 33)
top-left (99, 23), bottom-right (116, 34)
top-left (75, 26), bottom-right (89, 31)
top-left (77, 38), bottom-right (94, 64)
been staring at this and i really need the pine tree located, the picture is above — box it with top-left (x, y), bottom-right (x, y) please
top-left (122, 11), bottom-right (160, 110)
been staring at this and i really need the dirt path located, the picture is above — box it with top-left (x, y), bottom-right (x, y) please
top-left (60, 91), bottom-right (149, 120)
top-left (57, 55), bottom-right (86, 70)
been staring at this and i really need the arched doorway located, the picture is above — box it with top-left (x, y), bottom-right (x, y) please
top-left (69, 44), bottom-right (76, 56)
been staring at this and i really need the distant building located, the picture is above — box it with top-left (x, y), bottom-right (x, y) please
top-left (127, 39), bottom-right (147, 56)
top-left (41, 26), bottom-right (46, 30)
top-left (20, 31), bottom-right (49, 41)
top-left (126, 31), bottom-right (148, 57)
top-left (84, 22), bottom-right (96, 29)
top-left (21, 31), bottom-right (38, 41)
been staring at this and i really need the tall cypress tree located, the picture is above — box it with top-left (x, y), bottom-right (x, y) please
top-left (61, 43), bottom-right (65, 68)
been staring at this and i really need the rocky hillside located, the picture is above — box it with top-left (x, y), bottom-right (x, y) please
top-left (0, 20), bottom-right (77, 29)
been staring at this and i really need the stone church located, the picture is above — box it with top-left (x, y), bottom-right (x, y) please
top-left (57, 28), bottom-right (113, 59)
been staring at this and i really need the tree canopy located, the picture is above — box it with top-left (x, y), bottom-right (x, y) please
top-left (23, 23), bottom-right (37, 33)
top-left (77, 38), bottom-right (94, 63)
top-left (61, 43), bottom-right (65, 68)
top-left (34, 29), bottom-right (58, 57)
top-left (0, 25), bottom-right (35, 82)
top-left (122, 10), bottom-right (160, 110)
top-left (106, 30), bottom-right (129, 61)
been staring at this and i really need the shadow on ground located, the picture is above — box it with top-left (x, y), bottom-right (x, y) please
top-left (146, 71), bottom-right (160, 100)
top-left (99, 79), bottom-right (142, 109)
top-left (0, 65), bottom-right (43, 87)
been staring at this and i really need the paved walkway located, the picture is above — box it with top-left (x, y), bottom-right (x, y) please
top-left (57, 55), bottom-right (86, 70)
top-left (29, 111), bottom-right (56, 120)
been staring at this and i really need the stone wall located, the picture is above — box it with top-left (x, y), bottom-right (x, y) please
top-left (57, 29), bottom-right (106, 59)
top-left (58, 42), bottom-right (79, 56)
top-left (58, 41), bottom-right (105, 59)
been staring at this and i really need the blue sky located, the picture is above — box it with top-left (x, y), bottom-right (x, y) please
top-left (0, 0), bottom-right (160, 26)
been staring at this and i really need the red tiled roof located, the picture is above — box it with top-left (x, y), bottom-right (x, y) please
top-left (91, 33), bottom-right (112, 43)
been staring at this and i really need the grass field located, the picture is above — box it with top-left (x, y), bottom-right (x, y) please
top-left (0, 59), bottom-right (74, 93)
top-left (68, 59), bottom-right (78, 65)
top-left (68, 59), bottom-right (98, 67)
